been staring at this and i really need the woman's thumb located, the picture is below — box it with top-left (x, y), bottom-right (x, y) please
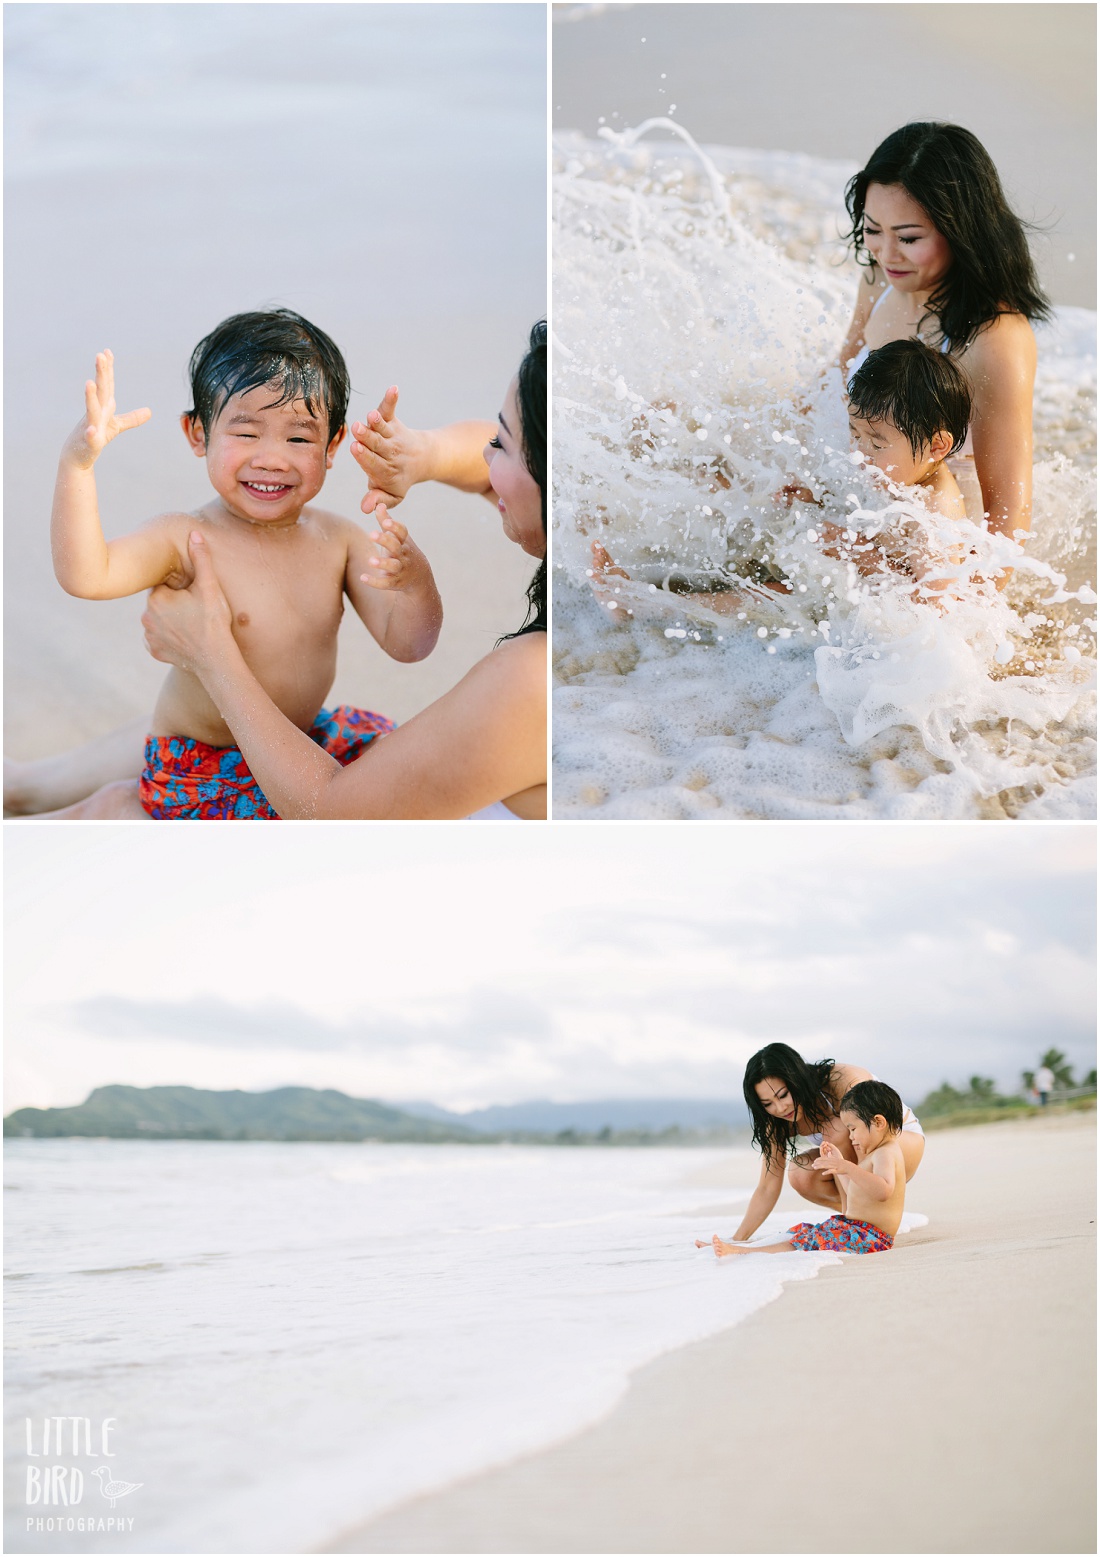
top-left (188, 529), bottom-right (213, 581)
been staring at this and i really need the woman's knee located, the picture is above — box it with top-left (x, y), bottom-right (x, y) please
top-left (788, 1166), bottom-right (839, 1206)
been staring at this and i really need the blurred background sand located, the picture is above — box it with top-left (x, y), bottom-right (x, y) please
top-left (553, 2), bottom-right (1095, 308)
top-left (5, 3), bottom-right (546, 759)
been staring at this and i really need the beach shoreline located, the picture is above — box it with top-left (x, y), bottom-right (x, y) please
top-left (327, 1110), bottom-right (1096, 1554)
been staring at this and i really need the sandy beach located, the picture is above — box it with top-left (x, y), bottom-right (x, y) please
top-left (328, 1110), bottom-right (1096, 1554)
top-left (4, 5), bottom-right (544, 760)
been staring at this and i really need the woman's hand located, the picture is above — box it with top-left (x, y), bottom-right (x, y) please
top-left (349, 387), bottom-right (431, 514)
top-left (141, 530), bottom-right (233, 674)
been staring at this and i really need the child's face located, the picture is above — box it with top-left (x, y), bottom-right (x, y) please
top-left (485, 377), bottom-right (543, 558)
top-left (754, 1077), bottom-right (797, 1123)
top-left (848, 414), bottom-right (928, 485)
top-left (840, 1109), bottom-right (879, 1155)
top-left (183, 383), bottom-right (345, 525)
top-left (862, 182), bottom-right (953, 296)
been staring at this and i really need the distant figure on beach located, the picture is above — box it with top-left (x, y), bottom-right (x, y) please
top-left (697, 1080), bottom-right (908, 1257)
top-left (716, 1043), bottom-right (924, 1245)
top-left (7, 321), bottom-right (547, 820)
top-left (1035, 1064), bottom-right (1055, 1107)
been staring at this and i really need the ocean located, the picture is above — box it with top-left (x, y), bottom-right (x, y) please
top-left (3, 1137), bottom-right (896, 1553)
top-left (551, 128), bottom-right (1096, 819)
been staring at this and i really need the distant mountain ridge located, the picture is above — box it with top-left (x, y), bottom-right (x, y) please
top-left (398, 1098), bottom-right (751, 1134)
top-left (3, 1085), bottom-right (479, 1142)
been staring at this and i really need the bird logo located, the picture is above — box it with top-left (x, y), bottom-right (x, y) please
top-left (92, 1466), bottom-right (142, 1509)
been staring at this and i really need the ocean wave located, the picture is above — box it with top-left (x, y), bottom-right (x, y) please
top-left (552, 127), bottom-right (1097, 819)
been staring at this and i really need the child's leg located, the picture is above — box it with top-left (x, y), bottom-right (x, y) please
top-left (28, 779), bottom-right (148, 821)
top-left (4, 717), bottom-right (148, 815)
top-left (709, 1235), bottom-right (796, 1258)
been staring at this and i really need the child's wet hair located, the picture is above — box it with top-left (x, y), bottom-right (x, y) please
top-left (839, 1080), bottom-right (904, 1134)
top-left (186, 309), bottom-right (350, 443)
top-left (847, 339), bottom-right (971, 459)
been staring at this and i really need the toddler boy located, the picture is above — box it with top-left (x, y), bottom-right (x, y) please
top-left (51, 310), bottom-right (442, 818)
top-left (698, 1080), bottom-right (908, 1257)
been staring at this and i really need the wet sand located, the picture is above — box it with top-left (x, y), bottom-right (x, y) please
top-left (553, 2), bottom-right (1095, 307)
top-left (4, 5), bottom-right (545, 760)
top-left (328, 1110), bottom-right (1096, 1554)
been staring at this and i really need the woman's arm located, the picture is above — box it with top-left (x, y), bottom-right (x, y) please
top-left (142, 532), bottom-right (545, 819)
top-left (729, 1150), bottom-right (786, 1242)
top-left (965, 314), bottom-right (1037, 544)
top-left (350, 387), bottom-right (495, 513)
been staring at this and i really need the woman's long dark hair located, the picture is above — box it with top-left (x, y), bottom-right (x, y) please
top-left (743, 1043), bottom-right (837, 1166)
top-left (503, 319), bottom-right (546, 640)
top-left (844, 123), bottom-right (1050, 352)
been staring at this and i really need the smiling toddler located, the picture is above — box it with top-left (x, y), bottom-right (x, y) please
top-left (50, 310), bottom-right (442, 818)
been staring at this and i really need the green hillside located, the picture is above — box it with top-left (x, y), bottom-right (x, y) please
top-left (3, 1084), bottom-right (480, 1143)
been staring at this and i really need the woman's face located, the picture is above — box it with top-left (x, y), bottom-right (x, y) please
top-left (485, 377), bottom-right (544, 558)
top-left (862, 182), bottom-right (953, 296)
top-left (754, 1077), bottom-right (797, 1123)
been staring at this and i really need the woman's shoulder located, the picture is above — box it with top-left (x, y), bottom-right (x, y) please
top-left (964, 310), bottom-right (1037, 370)
top-left (828, 1061), bottom-right (873, 1097)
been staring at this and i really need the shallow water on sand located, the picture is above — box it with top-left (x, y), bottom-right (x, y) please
top-left (552, 129), bottom-right (1096, 819)
top-left (6, 1140), bottom-right (878, 1552)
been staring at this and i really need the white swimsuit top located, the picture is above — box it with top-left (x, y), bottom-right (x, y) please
top-left (845, 286), bottom-right (975, 460)
top-left (465, 800), bottom-right (522, 821)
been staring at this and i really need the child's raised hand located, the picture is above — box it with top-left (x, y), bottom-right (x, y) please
top-left (812, 1140), bottom-right (844, 1171)
top-left (360, 503), bottom-right (424, 592)
top-left (350, 387), bottom-right (428, 514)
top-left (75, 350), bottom-right (151, 464)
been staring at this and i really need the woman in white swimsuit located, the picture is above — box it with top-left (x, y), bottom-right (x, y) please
top-left (9, 326), bottom-right (546, 821)
top-left (728, 1042), bottom-right (926, 1243)
top-left (837, 122), bottom-right (1050, 548)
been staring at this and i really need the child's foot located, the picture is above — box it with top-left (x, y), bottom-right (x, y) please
top-left (712, 1235), bottom-right (744, 1257)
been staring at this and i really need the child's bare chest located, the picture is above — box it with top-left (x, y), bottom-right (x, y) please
top-left (176, 518), bottom-right (348, 648)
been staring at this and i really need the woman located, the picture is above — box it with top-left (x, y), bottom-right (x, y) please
top-left (728, 1043), bottom-right (925, 1244)
top-left (838, 122), bottom-right (1050, 545)
top-left (8, 324), bottom-right (546, 820)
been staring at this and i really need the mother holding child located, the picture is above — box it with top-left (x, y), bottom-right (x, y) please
top-left (697, 1043), bottom-right (925, 1258)
top-left (596, 120), bottom-right (1049, 607)
top-left (8, 312), bottom-right (546, 821)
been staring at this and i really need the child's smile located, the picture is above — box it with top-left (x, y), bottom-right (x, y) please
top-left (183, 383), bottom-right (345, 527)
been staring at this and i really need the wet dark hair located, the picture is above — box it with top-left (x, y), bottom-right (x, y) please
top-left (839, 1080), bottom-right (904, 1134)
top-left (502, 319), bottom-right (547, 640)
top-left (847, 339), bottom-right (971, 458)
top-left (743, 1043), bottom-right (837, 1166)
top-left (185, 308), bottom-right (350, 445)
top-left (844, 122), bottom-right (1051, 352)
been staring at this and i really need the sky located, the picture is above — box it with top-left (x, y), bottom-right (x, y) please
top-left (6, 823), bottom-right (1094, 1114)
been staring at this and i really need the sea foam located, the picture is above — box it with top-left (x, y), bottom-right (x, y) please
top-left (4, 1139), bottom-right (917, 1553)
top-left (552, 126), bottom-right (1096, 819)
